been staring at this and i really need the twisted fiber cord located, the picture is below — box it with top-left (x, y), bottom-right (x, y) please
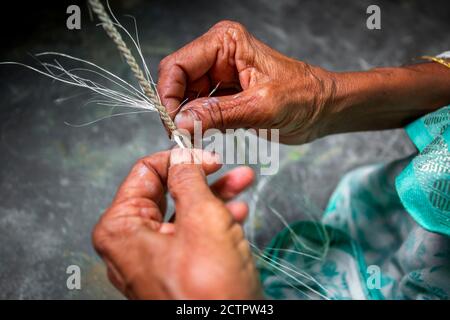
top-left (88, 0), bottom-right (177, 135)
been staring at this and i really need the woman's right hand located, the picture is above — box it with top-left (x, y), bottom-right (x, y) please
top-left (157, 20), bottom-right (336, 144)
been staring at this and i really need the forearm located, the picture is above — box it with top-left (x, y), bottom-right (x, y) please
top-left (319, 62), bottom-right (450, 137)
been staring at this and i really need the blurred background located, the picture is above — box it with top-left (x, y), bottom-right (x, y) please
top-left (0, 0), bottom-right (448, 299)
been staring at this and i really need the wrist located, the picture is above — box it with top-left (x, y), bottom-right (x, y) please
top-left (299, 65), bottom-right (340, 140)
top-left (318, 68), bottom-right (396, 136)
top-left (276, 63), bottom-right (338, 143)
top-left (319, 70), bottom-right (369, 136)
top-left (319, 63), bottom-right (450, 137)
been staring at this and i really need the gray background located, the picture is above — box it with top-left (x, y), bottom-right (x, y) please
top-left (0, 0), bottom-right (448, 299)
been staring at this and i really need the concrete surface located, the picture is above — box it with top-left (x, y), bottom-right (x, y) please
top-left (0, 0), bottom-right (448, 299)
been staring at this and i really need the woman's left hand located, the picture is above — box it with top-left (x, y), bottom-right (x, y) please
top-left (92, 148), bottom-right (263, 299)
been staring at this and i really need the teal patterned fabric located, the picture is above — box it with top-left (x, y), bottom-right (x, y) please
top-left (258, 106), bottom-right (450, 300)
top-left (396, 106), bottom-right (450, 236)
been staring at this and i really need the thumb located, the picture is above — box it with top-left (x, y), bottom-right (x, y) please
top-left (167, 149), bottom-right (232, 230)
top-left (168, 148), bottom-right (220, 214)
top-left (174, 87), bottom-right (270, 133)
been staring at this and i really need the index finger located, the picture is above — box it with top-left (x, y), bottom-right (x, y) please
top-left (157, 31), bottom-right (219, 115)
top-left (113, 149), bottom-right (223, 206)
top-left (113, 151), bottom-right (171, 206)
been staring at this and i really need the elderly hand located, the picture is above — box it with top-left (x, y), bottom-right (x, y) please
top-left (158, 21), bottom-right (450, 144)
top-left (158, 20), bottom-right (335, 144)
top-left (92, 149), bottom-right (263, 299)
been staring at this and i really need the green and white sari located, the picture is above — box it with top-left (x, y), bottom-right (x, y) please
top-left (258, 105), bottom-right (450, 300)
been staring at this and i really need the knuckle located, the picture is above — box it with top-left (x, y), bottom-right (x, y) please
top-left (135, 151), bottom-right (168, 169)
top-left (213, 20), bottom-right (247, 34)
top-left (92, 218), bottom-right (111, 254)
top-left (127, 157), bottom-right (149, 177)
top-left (130, 156), bottom-right (157, 177)
top-left (169, 169), bottom-right (199, 196)
top-left (187, 98), bottom-right (225, 131)
top-left (229, 222), bottom-right (245, 243)
top-left (134, 157), bottom-right (147, 169)
top-left (158, 55), bottom-right (172, 72)
top-left (92, 208), bottom-right (141, 254)
top-left (184, 106), bottom-right (205, 123)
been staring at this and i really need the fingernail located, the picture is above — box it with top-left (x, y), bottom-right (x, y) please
top-left (170, 148), bottom-right (193, 165)
top-left (174, 111), bottom-right (193, 127)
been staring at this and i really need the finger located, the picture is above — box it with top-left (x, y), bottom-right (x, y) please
top-left (173, 86), bottom-right (271, 133)
top-left (166, 200), bottom-right (248, 230)
top-left (168, 148), bottom-right (224, 217)
top-left (226, 201), bottom-right (249, 224)
top-left (113, 151), bottom-right (171, 207)
top-left (111, 150), bottom-right (221, 216)
top-left (185, 75), bottom-right (211, 100)
top-left (167, 155), bottom-right (252, 225)
top-left (211, 166), bottom-right (254, 201)
top-left (158, 222), bottom-right (175, 235)
top-left (92, 221), bottom-right (170, 299)
top-left (157, 32), bottom-right (220, 117)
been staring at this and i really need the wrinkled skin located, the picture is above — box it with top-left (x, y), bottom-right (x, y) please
top-left (93, 149), bottom-right (263, 299)
top-left (157, 21), bottom-right (450, 142)
top-left (157, 20), bottom-right (335, 144)
top-left (94, 20), bottom-right (450, 299)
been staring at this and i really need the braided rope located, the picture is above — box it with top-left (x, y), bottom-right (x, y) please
top-left (88, 0), bottom-right (177, 135)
